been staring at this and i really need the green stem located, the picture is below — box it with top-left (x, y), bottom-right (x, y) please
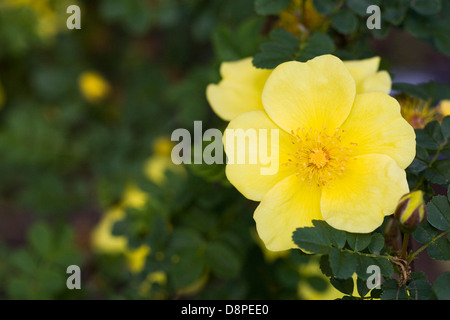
top-left (407, 229), bottom-right (450, 263)
top-left (401, 233), bottom-right (410, 260)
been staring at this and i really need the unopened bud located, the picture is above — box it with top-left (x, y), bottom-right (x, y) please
top-left (394, 190), bottom-right (427, 233)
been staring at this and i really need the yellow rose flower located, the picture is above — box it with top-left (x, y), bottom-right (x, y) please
top-left (223, 55), bottom-right (415, 251)
top-left (78, 71), bottom-right (111, 103)
top-left (206, 56), bottom-right (391, 121)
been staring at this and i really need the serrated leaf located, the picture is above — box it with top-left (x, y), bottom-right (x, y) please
top-left (205, 241), bottom-right (241, 278)
top-left (407, 279), bottom-right (434, 300)
top-left (356, 277), bottom-right (371, 298)
top-left (427, 236), bottom-right (450, 260)
top-left (427, 195), bottom-right (450, 231)
top-left (392, 82), bottom-right (429, 100)
top-left (313, 220), bottom-right (346, 249)
top-left (381, 279), bottom-right (409, 300)
top-left (292, 225), bottom-right (331, 254)
top-left (346, 232), bottom-right (372, 251)
top-left (254, 0), bottom-right (291, 15)
top-left (169, 247), bottom-right (206, 289)
top-left (413, 220), bottom-right (438, 244)
top-left (346, 0), bottom-right (381, 16)
top-left (312, 0), bottom-right (337, 15)
top-left (331, 9), bottom-right (358, 34)
top-left (329, 247), bottom-right (358, 279)
top-left (297, 32), bottom-right (335, 61)
top-left (411, 0), bottom-right (442, 15)
top-left (433, 272), bottom-right (450, 300)
top-left (252, 28), bottom-right (299, 69)
top-left (368, 233), bottom-right (385, 253)
top-left (330, 277), bottom-right (354, 295)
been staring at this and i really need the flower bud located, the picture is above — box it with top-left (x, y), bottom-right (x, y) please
top-left (394, 190), bottom-right (427, 233)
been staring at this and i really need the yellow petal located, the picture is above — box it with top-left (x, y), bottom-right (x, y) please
top-left (344, 57), bottom-right (391, 94)
top-left (262, 55), bottom-right (355, 133)
top-left (224, 110), bottom-right (295, 201)
top-left (340, 92), bottom-right (416, 169)
top-left (91, 207), bottom-right (127, 253)
top-left (254, 175), bottom-right (323, 251)
top-left (206, 57), bottom-right (271, 121)
top-left (358, 71), bottom-right (391, 94)
top-left (321, 154), bottom-right (409, 233)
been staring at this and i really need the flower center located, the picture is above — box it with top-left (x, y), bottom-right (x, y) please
top-left (308, 147), bottom-right (329, 169)
top-left (284, 127), bottom-right (356, 187)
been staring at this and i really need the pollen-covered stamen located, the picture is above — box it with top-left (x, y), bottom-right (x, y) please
top-left (284, 127), bottom-right (356, 187)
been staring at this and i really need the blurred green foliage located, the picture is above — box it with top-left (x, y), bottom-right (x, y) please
top-left (0, 0), bottom-right (449, 300)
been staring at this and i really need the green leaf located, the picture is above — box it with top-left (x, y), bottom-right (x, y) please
top-left (381, 279), bottom-right (409, 300)
top-left (368, 233), bottom-right (385, 253)
top-left (329, 247), bottom-right (358, 279)
top-left (411, 0), bottom-right (442, 15)
top-left (392, 82), bottom-right (429, 100)
top-left (427, 236), bottom-right (450, 260)
top-left (373, 256), bottom-right (394, 278)
top-left (254, 0), bottom-right (291, 15)
top-left (169, 247), bottom-right (206, 290)
top-left (205, 241), bottom-right (241, 278)
top-left (427, 195), bottom-right (450, 231)
top-left (331, 9), bottom-right (358, 34)
top-left (408, 273), bottom-right (434, 300)
top-left (312, 0), bottom-right (337, 15)
top-left (346, 0), bottom-right (380, 15)
top-left (28, 222), bottom-right (52, 257)
top-left (253, 28), bottom-right (299, 69)
top-left (413, 220), bottom-right (438, 244)
top-left (297, 32), bottom-right (335, 62)
top-left (10, 250), bottom-right (36, 275)
top-left (356, 277), bottom-right (371, 298)
top-left (330, 277), bottom-right (354, 295)
top-left (433, 272), bottom-right (450, 300)
top-left (346, 232), bottom-right (372, 251)
top-left (292, 224), bottom-right (332, 254)
top-left (424, 160), bottom-right (450, 184)
top-left (312, 220), bottom-right (346, 249)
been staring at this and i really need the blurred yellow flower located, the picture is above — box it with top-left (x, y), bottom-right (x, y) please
top-left (78, 71), bottom-right (111, 103)
top-left (90, 183), bottom-right (150, 273)
top-left (91, 137), bottom-right (186, 273)
top-left (223, 55), bottom-right (415, 251)
top-left (207, 56), bottom-right (391, 121)
top-left (437, 100), bottom-right (450, 119)
top-left (278, 0), bottom-right (327, 38)
top-left (3, 0), bottom-right (76, 40)
top-left (398, 94), bottom-right (435, 129)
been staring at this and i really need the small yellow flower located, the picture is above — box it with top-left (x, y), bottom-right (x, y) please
top-left (207, 56), bottom-right (391, 121)
top-left (78, 71), bottom-right (111, 103)
top-left (394, 190), bottom-right (427, 233)
top-left (91, 137), bottom-right (186, 273)
top-left (398, 94), bottom-right (435, 129)
top-left (222, 55), bottom-right (415, 251)
top-left (278, 0), bottom-right (327, 38)
top-left (437, 100), bottom-right (450, 119)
